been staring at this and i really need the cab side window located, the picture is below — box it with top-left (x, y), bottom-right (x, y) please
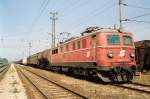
top-left (72, 42), bottom-right (75, 50)
top-left (92, 35), bottom-right (96, 47)
top-left (123, 36), bottom-right (132, 45)
top-left (66, 44), bottom-right (69, 51)
top-left (82, 39), bottom-right (86, 48)
top-left (77, 41), bottom-right (80, 49)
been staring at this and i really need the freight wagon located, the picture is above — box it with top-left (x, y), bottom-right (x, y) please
top-left (26, 49), bottom-right (51, 68)
top-left (135, 40), bottom-right (150, 72)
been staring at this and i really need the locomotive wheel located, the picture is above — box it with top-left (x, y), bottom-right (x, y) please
top-left (111, 67), bottom-right (122, 82)
top-left (109, 70), bottom-right (118, 82)
top-left (112, 75), bottom-right (118, 82)
top-left (126, 70), bottom-right (133, 82)
top-left (120, 69), bottom-right (128, 82)
top-left (120, 68), bottom-right (133, 82)
top-left (109, 67), bottom-right (131, 82)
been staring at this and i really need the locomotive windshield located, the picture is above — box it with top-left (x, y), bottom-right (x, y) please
top-left (123, 36), bottom-right (132, 45)
top-left (107, 35), bottom-right (120, 45)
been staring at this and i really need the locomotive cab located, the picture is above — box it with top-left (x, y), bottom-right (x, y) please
top-left (95, 30), bottom-right (136, 82)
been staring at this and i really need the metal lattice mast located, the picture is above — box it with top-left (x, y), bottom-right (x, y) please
top-left (28, 41), bottom-right (31, 56)
top-left (50, 12), bottom-right (58, 48)
top-left (119, 0), bottom-right (124, 32)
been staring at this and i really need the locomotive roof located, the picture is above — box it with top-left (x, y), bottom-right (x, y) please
top-left (27, 28), bottom-right (132, 58)
top-left (57, 28), bottom-right (132, 46)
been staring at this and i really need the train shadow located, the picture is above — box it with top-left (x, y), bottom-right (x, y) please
top-left (33, 66), bottom-right (127, 85)
top-left (47, 69), bottom-right (110, 85)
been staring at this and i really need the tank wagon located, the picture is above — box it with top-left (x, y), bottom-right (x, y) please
top-left (135, 40), bottom-right (150, 72)
top-left (37, 49), bottom-right (51, 68)
top-left (26, 49), bottom-right (51, 68)
top-left (24, 28), bottom-right (136, 82)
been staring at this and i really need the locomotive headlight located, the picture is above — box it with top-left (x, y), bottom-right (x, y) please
top-left (107, 50), bottom-right (114, 58)
top-left (130, 52), bottom-right (135, 58)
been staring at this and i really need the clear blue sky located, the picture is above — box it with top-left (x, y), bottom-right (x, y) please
top-left (0, 0), bottom-right (150, 61)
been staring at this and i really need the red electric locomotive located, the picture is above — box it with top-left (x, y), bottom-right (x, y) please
top-left (23, 27), bottom-right (136, 82)
top-left (47, 27), bottom-right (136, 82)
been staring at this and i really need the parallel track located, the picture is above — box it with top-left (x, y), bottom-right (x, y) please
top-left (17, 67), bottom-right (49, 99)
top-left (112, 82), bottom-right (150, 94)
top-left (17, 66), bottom-right (88, 99)
top-left (0, 67), bottom-right (8, 73)
top-left (131, 82), bottom-right (150, 88)
top-left (0, 65), bottom-right (9, 80)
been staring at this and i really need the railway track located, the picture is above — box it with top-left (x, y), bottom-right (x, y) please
top-left (112, 82), bottom-right (150, 94)
top-left (0, 66), bottom-right (7, 73)
top-left (17, 66), bottom-right (88, 99)
top-left (0, 65), bottom-right (10, 81)
top-left (131, 82), bottom-right (150, 88)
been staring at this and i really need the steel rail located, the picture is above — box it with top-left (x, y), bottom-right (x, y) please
top-left (111, 83), bottom-right (150, 94)
top-left (21, 66), bottom-right (88, 99)
top-left (17, 68), bottom-right (49, 99)
top-left (0, 67), bottom-right (8, 73)
top-left (0, 65), bottom-right (10, 73)
top-left (131, 82), bottom-right (150, 88)
top-left (0, 65), bottom-right (10, 81)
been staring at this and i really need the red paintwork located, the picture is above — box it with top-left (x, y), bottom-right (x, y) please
top-left (47, 30), bottom-right (136, 69)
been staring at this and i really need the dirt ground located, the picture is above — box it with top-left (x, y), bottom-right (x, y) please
top-left (133, 73), bottom-right (150, 85)
top-left (0, 64), bottom-right (28, 99)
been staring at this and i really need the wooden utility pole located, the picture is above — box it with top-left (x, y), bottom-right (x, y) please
top-left (119, 0), bottom-right (124, 32)
top-left (50, 12), bottom-right (58, 48)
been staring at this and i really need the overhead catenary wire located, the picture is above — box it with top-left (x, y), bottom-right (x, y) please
top-left (126, 12), bottom-right (150, 20)
top-left (70, 2), bottom-right (117, 34)
top-left (28, 0), bottom-right (50, 34)
top-left (124, 19), bottom-right (150, 24)
top-left (122, 2), bottom-right (150, 24)
top-left (55, 0), bottom-right (86, 15)
top-left (28, 0), bottom-right (116, 38)
top-left (123, 3), bottom-right (150, 10)
top-left (35, 0), bottom-right (89, 37)
top-left (71, 0), bottom-right (115, 25)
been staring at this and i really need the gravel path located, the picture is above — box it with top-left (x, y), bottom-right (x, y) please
top-left (0, 64), bottom-right (28, 99)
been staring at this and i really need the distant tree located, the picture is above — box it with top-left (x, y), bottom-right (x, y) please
top-left (0, 57), bottom-right (8, 66)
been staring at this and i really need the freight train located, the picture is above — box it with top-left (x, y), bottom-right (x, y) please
top-left (19, 28), bottom-right (137, 82)
top-left (135, 40), bottom-right (150, 72)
